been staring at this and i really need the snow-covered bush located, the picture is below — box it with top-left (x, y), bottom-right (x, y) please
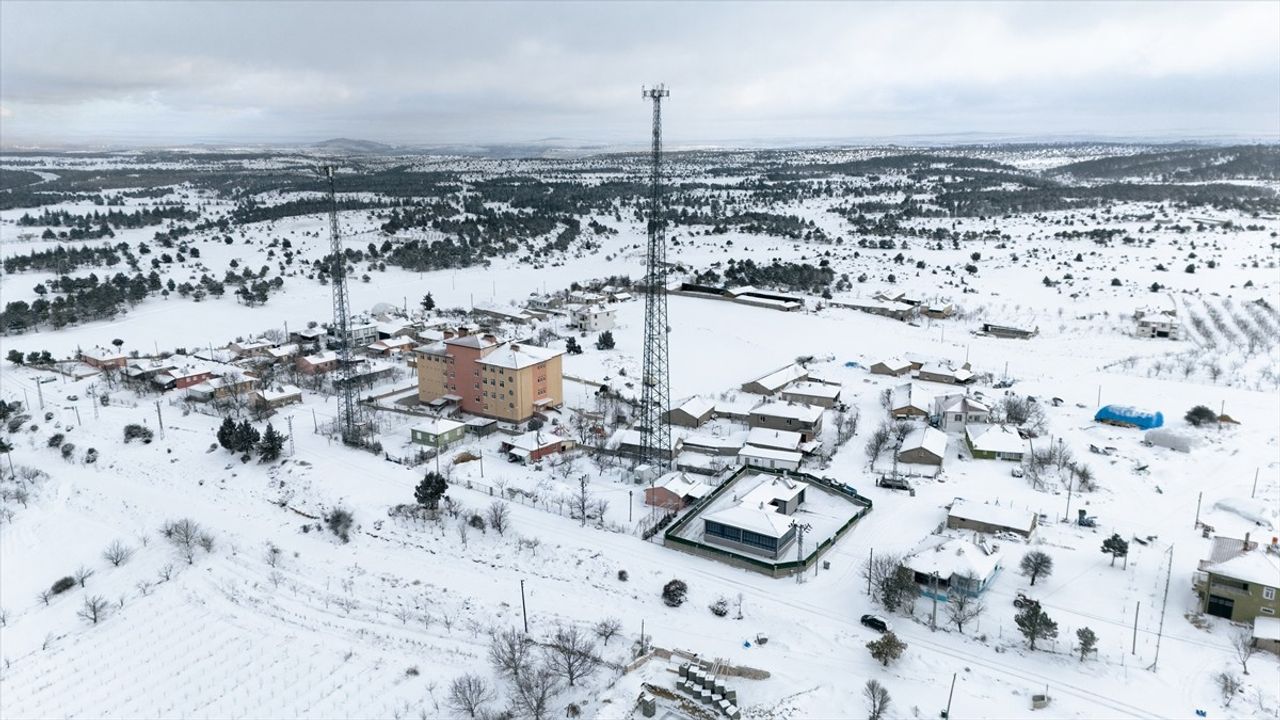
top-left (662, 579), bottom-right (687, 607)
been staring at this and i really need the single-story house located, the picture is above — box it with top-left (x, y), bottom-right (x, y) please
top-left (644, 471), bottom-right (712, 511)
top-left (947, 501), bottom-right (1038, 538)
top-left (668, 396), bottom-right (716, 428)
top-left (916, 363), bottom-right (974, 385)
top-left (935, 395), bottom-right (992, 433)
top-left (965, 424), bottom-right (1027, 461)
top-left (465, 417), bottom-right (498, 436)
top-left (251, 385), bottom-right (303, 410)
top-left (153, 365), bottom-right (215, 390)
top-left (903, 535), bottom-right (1002, 599)
top-left (366, 336), bottom-right (417, 356)
top-left (897, 426), bottom-right (948, 466)
top-left (501, 431), bottom-right (574, 464)
top-left (289, 327), bottom-right (328, 345)
top-left (474, 303), bottom-right (534, 325)
top-left (780, 381), bottom-right (842, 408)
top-left (702, 475), bottom-right (807, 559)
top-left (125, 360), bottom-right (176, 383)
top-left (566, 290), bottom-right (606, 305)
top-left (890, 383), bottom-right (934, 419)
top-left (922, 303), bottom-right (954, 319)
top-left (745, 427), bottom-right (803, 452)
top-left (80, 347), bottom-right (128, 370)
top-left (869, 358), bottom-right (913, 377)
top-left (266, 343), bottom-right (300, 363)
top-left (375, 319), bottom-right (418, 339)
top-left (680, 433), bottom-right (743, 457)
top-left (740, 363), bottom-right (808, 395)
top-left (835, 298), bottom-right (915, 321)
top-left (713, 399), bottom-right (755, 421)
top-left (229, 338), bottom-right (275, 358)
top-left (187, 375), bottom-right (258, 402)
top-left (738, 445), bottom-right (803, 472)
top-left (1136, 313), bottom-right (1182, 340)
top-left (747, 401), bottom-right (824, 441)
top-left (296, 351), bottom-right (339, 375)
top-left (411, 417), bottom-right (467, 449)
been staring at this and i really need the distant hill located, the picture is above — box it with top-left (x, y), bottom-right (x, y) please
top-left (1048, 144), bottom-right (1280, 181)
top-left (309, 138), bottom-right (397, 154)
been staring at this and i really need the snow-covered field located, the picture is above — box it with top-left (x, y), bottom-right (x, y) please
top-left (1, 145), bottom-right (1277, 719)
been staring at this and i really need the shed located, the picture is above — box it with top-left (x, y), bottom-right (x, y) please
top-left (668, 396), bottom-right (715, 428)
top-left (1253, 617), bottom-right (1280, 655)
top-left (947, 501), bottom-right (1038, 538)
top-left (411, 417), bottom-right (467, 448)
top-left (780, 381), bottom-right (842, 408)
top-left (1144, 428), bottom-right (1196, 453)
top-left (897, 427), bottom-right (948, 466)
top-left (1094, 405), bottom-right (1164, 430)
top-left (738, 445), bottom-right (803, 472)
top-left (644, 471), bottom-right (712, 511)
top-left (740, 363), bottom-right (808, 395)
top-left (869, 358), bottom-right (913, 377)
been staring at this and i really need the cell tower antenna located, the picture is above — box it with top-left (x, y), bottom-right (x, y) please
top-left (639, 84), bottom-right (672, 469)
top-left (321, 165), bottom-right (359, 445)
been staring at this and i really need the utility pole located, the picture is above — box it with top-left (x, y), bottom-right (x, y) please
top-left (35, 380), bottom-right (43, 410)
top-left (867, 548), bottom-right (874, 596)
top-left (943, 672), bottom-right (957, 719)
top-left (792, 521), bottom-right (812, 584)
top-left (1131, 601), bottom-right (1140, 655)
top-left (1193, 491), bottom-right (1203, 529)
top-left (519, 579), bottom-right (529, 634)
top-left (154, 400), bottom-right (164, 439)
top-left (930, 572), bottom-right (939, 631)
top-left (1252, 468), bottom-right (1259, 499)
top-left (72, 404), bottom-right (81, 427)
top-left (286, 416), bottom-right (295, 457)
top-left (638, 84), bottom-right (672, 471)
top-left (629, 490), bottom-right (633, 522)
top-left (1064, 472), bottom-right (1074, 519)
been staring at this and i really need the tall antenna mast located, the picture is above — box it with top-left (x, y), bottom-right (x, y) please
top-left (322, 165), bottom-right (359, 445)
top-left (639, 84), bottom-right (672, 469)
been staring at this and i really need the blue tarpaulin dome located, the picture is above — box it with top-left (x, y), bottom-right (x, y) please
top-left (1095, 405), bottom-right (1164, 430)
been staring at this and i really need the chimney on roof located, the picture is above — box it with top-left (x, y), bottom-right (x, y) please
top-left (483, 333), bottom-right (497, 343)
top-left (511, 343), bottom-right (520, 352)
top-left (1244, 532), bottom-right (1251, 551)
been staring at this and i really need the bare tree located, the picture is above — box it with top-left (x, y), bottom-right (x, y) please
top-left (37, 589), bottom-right (51, 606)
top-left (1217, 670), bottom-right (1242, 706)
top-left (74, 566), bottom-right (94, 587)
top-left (1019, 551), bottom-right (1054, 586)
top-left (103, 540), bottom-right (134, 567)
top-left (1231, 626), bottom-right (1256, 675)
top-left (447, 674), bottom-right (496, 718)
top-left (864, 679), bottom-right (891, 720)
top-left (544, 625), bottom-right (599, 686)
top-left (944, 587), bottom-right (986, 634)
top-left (511, 664), bottom-right (560, 720)
top-left (163, 518), bottom-right (203, 564)
top-left (456, 517), bottom-right (469, 548)
top-left (593, 617), bottom-right (622, 644)
top-left (487, 501), bottom-right (510, 536)
top-left (77, 595), bottom-right (109, 625)
top-left (571, 477), bottom-right (592, 527)
top-left (864, 425), bottom-right (891, 468)
top-left (488, 627), bottom-right (534, 679)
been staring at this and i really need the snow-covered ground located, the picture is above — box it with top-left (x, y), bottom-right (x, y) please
top-left (1, 147), bottom-right (1277, 719)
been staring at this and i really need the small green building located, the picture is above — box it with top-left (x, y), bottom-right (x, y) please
top-left (411, 417), bottom-right (467, 449)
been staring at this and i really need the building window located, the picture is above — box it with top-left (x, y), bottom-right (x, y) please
top-left (1265, 587), bottom-right (1277, 601)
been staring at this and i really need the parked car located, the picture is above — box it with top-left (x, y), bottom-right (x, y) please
top-left (876, 476), bottom-right (913, 492)
top-left (1010, 466), bottom-right (1024, 478)
top-left (994, 531), bottom-right (1023, 543)
top-left (860, 614), bottom-right (892, 633)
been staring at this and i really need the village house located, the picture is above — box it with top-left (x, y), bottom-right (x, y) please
top-left (79, 347), bottom-right (127, 370)
top-left (935, 394), bottom-right (992, 432)
top-left (500, 431), bottom-right (574, 464)
top-left (187, 374), bottom-right (258, 402)
top-left (668, 396), bottom-right (716, 428)
top-left (738, 445), bottom-right (803, 472)
top-left (251, 385), bottom-right (303, 410)
top-left (965, 424), bottom-right (1028, 461)
top-left (740, 363), bottom-right (808, 395)
top-left (1194, 535), bottom-right (1280, 622)
top-left (644, 471), bottom-right (713, 511)
top-left (744, 427), bottom-right (804, 453)
top-left (834, 297), bottom-right (915, 321)
top-left (780, 381), bottom-right (842, 408)
top-left (980, 323), bottom-right (1037, 339)
top-left (724, 286), bottom-right (804, 312)
top-left (922, 303), bottom-right (955, 319)
top-left (296, 351), bottom-right (339, 375)
top-left (701, 475), bottom-right (806, 559)
top-left (903, 535), bottom-right (1002, 599)
top-left (375, 318), bottom-right (418, 339)
top-left (570, 304), bottom-right (616, 332)
top-left (366, 336), bottom-right (417, 356)
top-left (946, 501), bottom-right (1038, 539)
top-left (416, 331), bottom-right (564, 423)
top-left (474, 303), bottom-right (534, 325)
top-left (747, 401), bottom-right (824, 442)
top-left (289, 326), bottom-right (328, 346)
top-left (229, 338), bottom-right (275, 358)
top-left (897, 426), bottom-right (948, 466)
top-left (566, 290), bottom-right (606, 305)
top-left (916, 363), bottom-right (974, 385)
top-left (680, 433), bottom-right (742, 457)
top-left (343, 321), bottom-right (380, 348)
top-left (869, 358), bottom-right (913, 377)
top-left (124, 360), bottom-right (175, 384)
top-left (152, 365), bottom-right (216, 390)
top-left (266, 343), bottom-right (300, 364)
top-left (890, 383), bottom-right (934, 419)
top-left (1134, 306), bottom-right (1183, 340)
top-left (410, 417), bottom-right (468, 449)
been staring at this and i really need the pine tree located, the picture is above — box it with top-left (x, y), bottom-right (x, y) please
top-left (595, 331), bottom-right (615, 350)
top-left (1101, 534), bottom-right (1129, 567)
top-left (415, 471), bottom-right (448, 510)
top-left (866, 631), bottom-right (907, 666)
top-left (1076, 627), bottom-right (1098, 661)
top-left (216, 417), bottom-right (237, 451)
top-left (1015, 603), bottom-right (1059, 651)
top-left (232, 420), bottom-right (260, 454)
top-left (421, 292), bottom-right (436, 312)
top-left (258, 422), bottom-right (287, 462)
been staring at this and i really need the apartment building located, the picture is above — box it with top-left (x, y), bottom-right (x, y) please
top-left (416, 331), bottom-right (563, 423)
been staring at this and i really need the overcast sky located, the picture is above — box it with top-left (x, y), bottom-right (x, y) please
top-left (1, 1), bottom-right (1277, 147)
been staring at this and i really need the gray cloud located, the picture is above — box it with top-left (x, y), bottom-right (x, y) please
top-left (1, 1), bottom-right (1276, 146)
